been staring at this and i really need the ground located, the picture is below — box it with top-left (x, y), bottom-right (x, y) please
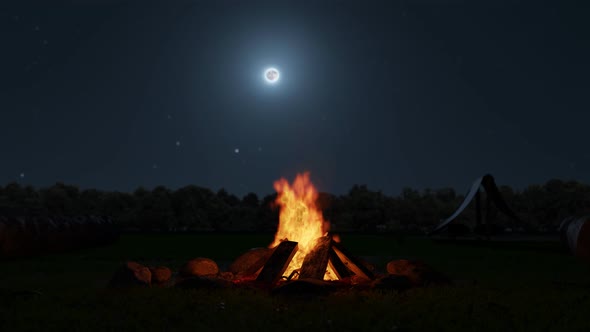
top-left (1, 233), bottom-right (590, 331)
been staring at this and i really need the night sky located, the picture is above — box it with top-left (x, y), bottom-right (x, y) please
top-left (2, 0), bottom-right (590, 197)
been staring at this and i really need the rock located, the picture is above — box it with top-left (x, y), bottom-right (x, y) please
top-left (109, 261), bottom-right (152, 287)
top-left (372, 274), bottom-right (413, 291)
top-left (386, 259), bottom-right (451, 286)
top-left (180, 258), bottom-right (219, 277)
top-left (149, 266), bottom-right (172, 285)
top-left (175, 276), bottom-right (233, 289)
top-left (228, 247), bottom-right (273, 275)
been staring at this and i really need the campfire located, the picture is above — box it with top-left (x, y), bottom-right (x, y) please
top-left (110, 172), bottom-right (450, 292)
top-left (254, 172), bottom-right (374, 285)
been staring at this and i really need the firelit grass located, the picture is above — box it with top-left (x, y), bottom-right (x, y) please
top-left (1, 234), bottom-right (590, 331)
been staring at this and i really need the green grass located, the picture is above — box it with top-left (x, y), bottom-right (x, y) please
top-left (1, 233), bottom-right (590, 331)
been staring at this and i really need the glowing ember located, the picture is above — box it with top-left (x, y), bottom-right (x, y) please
top-left (270, 172), bottom-right (338, 280)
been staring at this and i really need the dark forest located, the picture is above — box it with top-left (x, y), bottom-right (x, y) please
top-left (2, 178), bottom-right (589, 234)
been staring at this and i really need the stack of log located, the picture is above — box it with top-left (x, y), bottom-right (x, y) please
top-left (0, 215), bottom-right (119, 258)
top-left (109, 235), bottom-right (451, 295)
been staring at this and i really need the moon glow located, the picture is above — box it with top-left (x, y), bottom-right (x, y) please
top-left (264, 67), bottom-right (280, 83)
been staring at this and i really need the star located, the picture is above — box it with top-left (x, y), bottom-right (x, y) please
top-left (234, 148), bottom-right (240, 154)
top-left (20, 173), bottom-right (25, 178)
top-left (176, 141), bottom-right (181, 146)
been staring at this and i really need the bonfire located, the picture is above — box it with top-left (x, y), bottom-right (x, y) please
top-left (110, 172), bottom-right (449, 292)
top-left (270, 172), bottom-right (338, 280)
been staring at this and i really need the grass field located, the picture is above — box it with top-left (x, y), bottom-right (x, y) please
top-left (1, 233), bottom-right (590, 331)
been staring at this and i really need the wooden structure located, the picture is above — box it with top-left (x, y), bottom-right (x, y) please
top-left (255, 236), bottom-right (375, 285)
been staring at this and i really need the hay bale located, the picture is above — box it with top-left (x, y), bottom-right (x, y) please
top-left (44, 216), bottom-right (64, 253)
top-left (52, 216), bottom-right (74, 252)
top-left (560, 216), bottom-right (590, 263)
top-left (1, 217), bottom-right (33, 258)
top-left (0, 218), bottom-right (7, 256)
top-left (25, 217), bottom-right (44, 255)
top-left (101, 216), bottom-right (119, 244)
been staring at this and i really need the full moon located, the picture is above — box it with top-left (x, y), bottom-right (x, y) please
top-left (264, 67), bottom-right (280, 83)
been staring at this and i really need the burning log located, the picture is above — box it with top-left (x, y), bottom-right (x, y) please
top-left (229, 247), bottom-right (274, 276)
top-left (328, 246), bottom-right (354, 279)
top-left (331, 242), bottom-right (375, 281)
top-left (299, 236), bottom-right (331, 280)
top-left (256, 240), bottom-right (298, 285)
top-left (249, 235), bottom-right (374, 285)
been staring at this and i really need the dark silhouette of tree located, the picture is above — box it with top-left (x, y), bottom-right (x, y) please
top-left (40, 182), bottom-right (79, 216)
top-left (241, 192), bottom-right (259, 208)
top-left (2, 178), bottom-right (590, 233)
top-left (217, 189), bottom-right (239, 207)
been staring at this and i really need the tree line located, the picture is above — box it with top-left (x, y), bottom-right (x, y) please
top-left (1, 179), bottom-right (589, 234)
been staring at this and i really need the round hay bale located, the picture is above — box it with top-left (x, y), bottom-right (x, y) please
top-left (0, 217), bottom-right (31, 258)
top-left (0, 220), bottom-right (18, 258)
top-left (35, 216), bottom-right (54, 253)
top-left (179, 257), bottom-right (219, 277)
top-left (54, 216), bottom-right (75, 252)
top-left (87, 215), bottom-right (103, 245)
top-left (560, 216), bottom-right (590, 263)
top-left (0, 218), bottom-right (7, 256)
top-left (69, 216), bottom-right (86, 249)
top-left (101, 216), bottom-right (119, 244)
top-left (44, 216), bottom-right (63, 253)
top-left (25, 217), bottom-right (44, 255)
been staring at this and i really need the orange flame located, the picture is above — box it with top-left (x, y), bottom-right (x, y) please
top-left (270, 172), bottom-right (337, 280)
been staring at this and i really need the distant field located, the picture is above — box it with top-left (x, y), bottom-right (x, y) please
top-left (1, 233), bottom-right (590, 331)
